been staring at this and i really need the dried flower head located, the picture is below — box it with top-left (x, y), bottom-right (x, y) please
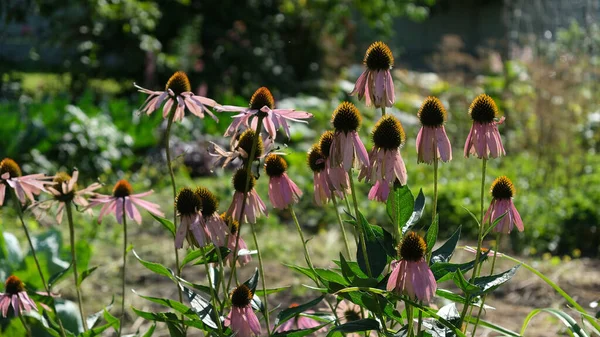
top-left (264, 154), bottom-right (288, 177)
top-left (232, 169), bottom-right (255, 193)
top-left (176, 188), bottom-right (202, 216)
top-left (0, 158), bottom-right (22, 178)
top-left (195, 187), bottom-right (219, 217)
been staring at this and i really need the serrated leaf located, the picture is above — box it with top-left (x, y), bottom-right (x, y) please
top-left (150, 213), bottom-right (175, 237)
top-left (132, 250), bottom-right (174, 279)
top-left (77, 266), bottom-right (98, 286)
top-left (430, 226), bottom-right (461, 264)
top-left (275, 296), bottom-right (324, 326)
top-left (327, 318), bottom-right (380, 336)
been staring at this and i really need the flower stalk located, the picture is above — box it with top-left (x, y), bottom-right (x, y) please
top-left (331, 194), bottom-right (351, 258)
top-left (118, 199), bottom-right (127, 337)
top-left (65, 202), bottom-right (88, 331)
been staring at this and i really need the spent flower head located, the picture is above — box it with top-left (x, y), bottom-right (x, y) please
top-left (416, 97), bottom-right (452, 164)
top-left (0, 275), bottom-right (37, 317)
top-left (0, 158), bottom-right (52, 206)
top-left (485, 176), bottom-right (523, 234)
top-left (350, 41), bottom-right (396, 108)
top-left (464, 94), bottom-right (506, 159)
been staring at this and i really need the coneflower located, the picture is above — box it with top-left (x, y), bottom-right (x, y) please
top-left (484, 176), bottom-right (523, 234)
top-left (329, 102), bottom-right (369, 172)
top-left (264, 154), bottom-right (302, 209)
top-left (350, 41), bottom-right (396, 108)
top-left (0, 158), bottom-right (52, 206)
top-left (226, 284), bottom-right (261, 337)
top-left (416, 97), bottom-right (452, 164)
top-left (227, 169), bottom-right (267, 224)
top-left (464, 94), bottom-right (506, 159)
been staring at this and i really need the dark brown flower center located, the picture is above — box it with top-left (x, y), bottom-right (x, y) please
top-left (418, 96), bottom-right (447, 127)
top-left (232, 168), bottom-right (255, 193)
top-left (221, 212), bottom-right (239, 235)
top-left (231, 284), bottom-right (253, 308)
top-left (113, 180), bottom-right (133, 198)
top-left (364, 41), bottom-right (394, 71)
top-left (400, 232), bottom-right (427, 262)
top-left (332, 102), bottom-right (362, 133)
top-left (53, 172), bottom-right (76, 201)
top-left (372, 115), bottom-right (405, 150)
top-left (491, 176), bottom-right (515, 200)
top-left (318, 131), bottom-right (335, 158)
top-left (5, 275), bottom-right (25, 294)
top-left (0, 158), bottom-right (22, 178)
top-left (249, 87), bottom-right (275, 110)
top-left (307, 144), bottom-right (326, 172)
top-left (344, 309), bottom-right (361, 322)
top-left (237, 130), bottom-right (264, 160)
top-left (195, 187), bottom-right (218, 217)
top-left (165, 71), bottom-right (191, 96)
top-left (176, 187), bottom-right (202, 216)
top-left (264, 154), bottom-right (287, 177)
top-left (469, 94), bottom-right (498, 123)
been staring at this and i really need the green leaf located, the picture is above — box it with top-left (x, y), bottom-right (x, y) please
top-left (431, 257), bottom-right (485, 282)
top-left (175, 276), bottom-right (212, 295)
top-left (181, 246), bottom-right (231, 268)
top-left (386, 184), bottom-right (414, 236)
top-left (483, 211), bottom-right (508, 238)
top-left (48, 263), bottom-right (72, 289)
top-left (150, 213), bottom-right (175, 237)
top-left (131, 307), bottom-right (180, 323)
top-left (422, 303), bottom-right (461, 336)
top-left (103, 309), bottom-right (120, 335)
top-left (425, 215), bottom-right (439, 258)
top-left (244, 268), bottom-right (260, 294)
top-left (1, 232), bottom-right (23, 267)
top-left (141, 323), bottom-right (156, 337)
top-left (430, 226), bottom-right (461, 264)
top-left (436, 289), bottom-right (468, 304)
top-left (521, 308), bottom-right (589, 337)
top-left (403, 188), bottom-right (426, 234)
top-left (272, 322), bottom-right (331, 337)
top-left (181, 286), bottom-right (219, 329)
top-left (86, 297), bottom-right (114, 329)
top-left (464, 317), bottom-right (520, 337)
top-left (471, 265), bottom-right (520, 296)
top-left (355, 211), bottom-right (392, 277)
top-left (132, 250), bottom-right (174, 279)
top-left (275, 296), bottom-right (324, 327)
top-left (327, 318), bottom-right (380, 336)
top-left (77, 266), bottom-right (98, 286)
top-left (452, 269), bottom-right (479, 295)
top-left (133, 290), bottom-right (196, 319)
top-left (166, 320), bottom-right (185, 337)
top-left (254, 286), bottom-right (290, 297)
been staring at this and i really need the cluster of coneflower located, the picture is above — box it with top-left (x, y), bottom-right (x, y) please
top-left (0, 40), bottom-right (527, 337)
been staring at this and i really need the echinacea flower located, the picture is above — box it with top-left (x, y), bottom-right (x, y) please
top-left (210, 129), bottom-right (282, 168)
top-left (0, 158), bottom-right (51, 206)
top-left (0, 276), bottom-right (37, 317)
top-left (350, 41), bottom-right (396, 108)
top-left (416, 97), bottom-right (452, 164)
top-left (329, 102), bottom-right (369, 171)
top-left (335, 300), bottom-right (374, 337)
top-left (276, 303), bottom-right (324, 334)
top-left (226, 284), bottom-right (261, 337)
top-left (359, 115), bottom-right (407, 202)
top-left (484, 176), bottom-right (523, 234)
top-left (196, 187), bottom-right (230, 246)
top-left (307, 144), bottom-right (333, 205)
top-left (227, 169), bottom-right (267, 224)
top-left (134, 71), bottom-right (219, 122)
top-left (264, 154), bottom-right (302, 209)
top-left (33, 170), bottom-right (102, 224)
top-left (218, 86), bottom-right (312, 140)
top-left (318, 131), bottom-right (350, 194)
top-left (174, 188), bottom-right (208, 249)
top-left (464, 94), bottom-right (506, 159)
top-left (88, 180), bottom-right (164, 224)
top-left (222, 213), bottom-right (251, 267)
top-left (387, 232), bottom-right (436, 303)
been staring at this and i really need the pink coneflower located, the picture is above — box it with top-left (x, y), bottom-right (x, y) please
top-left (464, 94), bottom-right (506, 159)
top-left (350, 41), bottom-right (396, 108)
top-left (88, 180), bottom-right (164, 224)
top-left (335, 301), bottom-right (374, 337)
top-left (307, 144), bottom-right (332, 206)
top-left (359, 115), bottom-right (407, 202)
top-left (196, 187), bottom-right (230, 246)
top-left (218, 87), bottom-right (313, 140)
top-left (318, 131), bottom-right (350, 194)
top-left (33, 170), bottom-right (102, 224)
top-left (264, 154), bottom-right (302, 209)
top-left (276, 303), bottom-right (324, 334)
top-left (174, 188), bottom-right (208, 249)
top-left (416, 97), bottom-right (452, 164)
top-left (484, 176), bottom-right (524, 234)
top-left (227, 169), bottom-right (268, 224)
top-left (210, 129), bottom-right (283, 168)
top-left (222, 213), bottom-right (251, 266)
top-left (134, 71), bottom-right (219, 122)
top-left (226, 284), bottom-right (261, 337)
top-left (0, 276), bottom-right (37, 317)
top-left (387, 232), bottom-right (436, 303)
top-left (329, 102), bottom-right (369, 172)
top-left (0, 158), bottom-right (51, 206)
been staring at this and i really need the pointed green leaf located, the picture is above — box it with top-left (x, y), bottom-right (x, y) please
top-left (272, 322), bottom-right (331, 337)
top-left (181, 286), bottom-right (219, 329)
top-left (141, 323), bottom-right (156, 337)
top-left (150, 213), bottom-right (175, 237)
top-left (521, 308), bottom-right (589, 337)
top-left (132, 250), bottom-right (174, 279)
top-left (133, 290), bottom-right (197, 319)
top-left (452, 269), bottom-right (479, 295)
top-left (86, 297), bottom-right (114, 329)
top-left (327, 318), bottom-right (380, 336)
top-left (471, 265), bottom-right (520, 296)
top-left (48, 262), bottom-right (72, 289)
top-left (403, 188), bottom-right (426, 234)
top-left (77, 266), bottom-right (98, 286)
top-left (425, 215), bottom-right (439, 258)
top-left (430, 226), bottom-right (461, 264)
top-left (275, 296), bottom-right (324, 326)
top-left (386, 184), bottom-right (414, 236)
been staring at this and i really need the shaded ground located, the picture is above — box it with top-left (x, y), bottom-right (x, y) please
top-left (65, 220), bottom-right (600, 337)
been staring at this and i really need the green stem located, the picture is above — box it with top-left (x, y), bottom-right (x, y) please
top-left (348, 172), bottom-right (372, 277)
top-left (471, 233), bottom-right (501, 337)
top-left (290, 206), bottom-right (316, 271)
top-left (118, 199), bottom-right (127, 337)
top-left (12, 193), bottom-right (67, 337)
top-left (226, 116), bottom-right (264, 294)
top-left (417, 307), bottom-right (423, 336)
top-left (432, 156), bottom-right (439, 223)
top-left (164, 104), bottom-right (184, 306)
top-left (201, 247), bottom-right (225, 336)
top-left (406, 303), bottom-right (414, 337)
top-left (331, 194), bottom-right (351, 258)
top-left (249, 221), bottom-right (271, 336)
top-left (460, 158), bottom-right (487, 330)
top-left (501, 253), bottom-right (600, 332)
top-left (381, 106), bottom-right (386, 116)
top-left (65, 202), bottom-right (88, 331)
top-left (19, 314), bottom-right (32, 337)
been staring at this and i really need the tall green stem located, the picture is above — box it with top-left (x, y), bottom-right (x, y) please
top-left (406, 304), bottom-right (414, 337)
top-left (118, 199), bottom-right (128, 337)
top-left (164, 104), bottom-right (183, 305)
top-left (65, 202), bottom-right (88, 331)
top-left (12, 192), bottom-right (67, 337)
top-left (249, 221), bottom-right (271, 336)
top-left (201, 247), bottom-right (225, 336)
top-left (432, 156), bottom-right (439, 223)
top-left (331, 194), bottom-right (351, 258)
top-left (290, 206), bottom-right (316, 272)
top-left (19, 314), bottom-right (32, 337)
top-left (348, 172), bottom-right (372, 277)
top-left (471, 233), bottom-right (500, 336)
